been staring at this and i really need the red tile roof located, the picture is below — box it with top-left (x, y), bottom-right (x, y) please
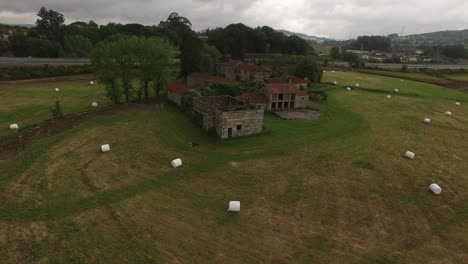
top-left (168, 81), bottom-right (190, 95)
top-left (187, 72), bottom-right (238, 84)
top-left (266, 83), bottom-right (301, 94)
top-left (266, 76), bottom-right (307, 85)
top-left (237, 93), bottom-right (268, 104)
top-left (298, 90), bottom-right (308, 96)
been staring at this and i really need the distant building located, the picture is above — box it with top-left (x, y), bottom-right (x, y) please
top-left (198, 35), bottom-right (208, 41)
top-left (192, 95), bottom-right (264, 139)
top-left (217, 60), bottom-right (270, 82)
top-left (347, 49), bottom-right (372, 59)
top-left (167, 81), bottom-right (191, 106)
top-left (264, 83), bottom-right (309, 111)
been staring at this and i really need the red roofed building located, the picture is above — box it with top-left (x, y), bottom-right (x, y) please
top-left (266, 76), bottom-right (307, 89)
top-left (236, 92), bottom-right (269, 110)
top-left (167, 81), bottom-right (191, 106)
top-left (264, 83), bottom-right (309, 110)
top-left (217, 60), bottom-right (270, 82)
top-left (187, 72), bottom-right (238, 87)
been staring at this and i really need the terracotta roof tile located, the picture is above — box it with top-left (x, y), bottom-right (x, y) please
top-left (187, 72), bottom-right (238, 84)
top-left (266, 76), bottom-right (307, 85)
top-left (168, 81), bottom-right (190, 95)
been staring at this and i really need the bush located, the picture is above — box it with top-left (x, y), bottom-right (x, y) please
top-left (49, 100), bottom-right (63, 118)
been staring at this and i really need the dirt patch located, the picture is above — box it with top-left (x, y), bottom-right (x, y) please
top-left (0, 103), bottom-right (154, 160)
top-left (273, 109), bottom-right (321, 120)
top-left (0, 75), bottom-right (95, 88)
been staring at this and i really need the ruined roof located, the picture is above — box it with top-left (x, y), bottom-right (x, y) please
top-left (266, 76), bottom-right (307, 85)
top-left (237, 92), bottom-right (268, 104)
top-left (187, 72), bottom-right (238, 84)
top-left (266, 83), bottom-right (302, 94)
top-left (168, 81), bottom-right (190, 95)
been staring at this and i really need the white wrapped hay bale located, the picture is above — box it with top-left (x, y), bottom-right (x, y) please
top-left (445, 111), bottom-right (452, 116)
top-left (405, 151), bottom-right (415, 160)
top-left (333, 81), bottom-right (337, 85)
top-left (394, 89), bottom-right (399, 92)
top-left (332, 70), bottom-right (335, 73)
top-left (55, 87), bottom-right (60, 92)
top-left (423, 118), bottom-right (431, 124)
top-left (171, 158), bottom-right (182, 168)
top-left (227, 201), bottom-right (240, 212)
top-left (455, 102), bottom-right (461, 106)
top-left (91, 102), bottom-right (98, 107)
top-left (429, 183), bottom-right (442, 195)
top-left (400, 79), bottom-right (404, 82)
top-left (387, 95), bottom-right (391, 99)
top-left (355, 83), bottom-right (360, 87)
top-left (9, 124), bottom-right (19, 130)
top-left (90, 81), bottom-right (94, 85)
top-left (346, 87), bottom-right (351, 91)
top-left (101, 144), bottom-right (111, 152)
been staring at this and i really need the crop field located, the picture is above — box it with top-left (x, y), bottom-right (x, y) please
top-left (0, 73), bottom-right (467, 263)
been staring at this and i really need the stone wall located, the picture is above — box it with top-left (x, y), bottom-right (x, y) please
top-left (295, 95), bottom-right (309, 108)
top-left (192, 97), bottom-right (215, 131)
top-left (215, 109), bottom-right (264, 139)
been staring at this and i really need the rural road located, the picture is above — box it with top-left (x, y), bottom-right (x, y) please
top-left (0, 57), bottom-right (91, 67)
top-left (331, 61), bottom-right (468, 69)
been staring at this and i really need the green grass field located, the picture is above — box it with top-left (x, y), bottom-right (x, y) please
top-left (0, 73), bottom-right (467, 263)
top-left (0, 80), bottom-right (109, 146)
top-left (446, 74), bottom-right (468, 82)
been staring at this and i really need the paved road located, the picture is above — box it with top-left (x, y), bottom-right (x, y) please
top-left (0, 57), bottom-right (91, 68)
top-left (331, 61), bottom-right (468, 70)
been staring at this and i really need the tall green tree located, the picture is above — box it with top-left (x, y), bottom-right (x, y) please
top-left (294, 57), bottom-right (323, 83)
top-left (35, 7), bottom-right (65, 42)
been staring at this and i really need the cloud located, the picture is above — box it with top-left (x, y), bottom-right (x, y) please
top-left (0, 0), bottom-right (467, 39)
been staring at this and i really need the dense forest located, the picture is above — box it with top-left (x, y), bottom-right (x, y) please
top-left (0, 7), bottom-right (311, 62)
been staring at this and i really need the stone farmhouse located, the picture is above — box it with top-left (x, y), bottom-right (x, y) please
top-left (264, 83), bottom-right (309, 111)
top-left (217, 60), bottom-right (270, 82)
top-left (186, 72), bottom-right (238, 87)
top-left (192, 95), bottom-right (264, 139)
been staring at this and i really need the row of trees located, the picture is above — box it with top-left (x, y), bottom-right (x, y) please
top-left (90, 36), bottom-right (177, 103)
top-left (205, 24), bottom-right (312, 59)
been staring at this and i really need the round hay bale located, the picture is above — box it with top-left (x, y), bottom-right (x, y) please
top-left (423, 118), bottom-right (431, 124)
top-left (405, 151), bottom-right (415, 159)
top-left (387, 95), bottom-right (391, 99)
top-left (55, 88), bottom-right (60, 92)
top-left (9, 124), bottom-right (19, 130)
top-left (445, 111), bottom-right (452, 116)
top-left (91, 102), bottom-right (98, 107)
top-left (101, 144), bottom-right (111, 153)
top-left (227, 201), bottom-right (240, 212)
top-left (455, 102), bottom-right (461, 106)
top-left (355, 83), bottom-right (360, 87)
top-left (429, 183), bottom-right (442, 195)
top-left (333, 81), bottom-right (337, 85)
top-left (346, 87), bottom-right (351, 91)
top-left (171, 158), bottom-right (183, 168)
top-left (90, 81), bottom-right (94, 85)
top-left (394, 89), bottom-right (399, 92)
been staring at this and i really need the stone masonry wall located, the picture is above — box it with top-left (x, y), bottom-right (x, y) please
top-left (215, 109), bottom-right (264, 139)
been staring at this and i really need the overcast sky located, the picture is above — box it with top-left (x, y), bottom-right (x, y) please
top-left (1, 0), bottom-right (467, 39)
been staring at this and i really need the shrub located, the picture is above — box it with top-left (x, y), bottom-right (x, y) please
top-left (49, 101), bottom-right (63, 118)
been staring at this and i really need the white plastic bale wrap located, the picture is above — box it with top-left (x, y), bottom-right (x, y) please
top-left (455, 102), bottom-right (461, 106)
top-left (356, 83), bottom-right (360, 87)
top-left (429, 183), bottom-right (442, 195)
top-left (227, 201), bottom-right (240, 212)
top-left (346, 87), bottom-right (351, 91)
top-left (405, 151), bottom-right (415, 159)
top-left (101, 144), bottom-right (111, 152)
top-left (55, 87), bottom-right (60, 92)
top-left (9, 124), bottom-right (19, 129)
top-left (445, 111), bottom-right (452, 116)
top-left (332, 70), bottom-right (335, 73)
top-left (171, 158), bottom-right (183, 168)
top-left (333, 81), bottom-right (337, 85)
top-left (90, 81), bottom-right (94, 85)
top-left (91, 102), bottom-right (98, 107)
top-left (394, 89), bottom-right (399, 92)
top-left (400, 79), bottom-right (404, 82)
top-left (424, 118), bottom-right (431, 124)
top-left (387, 95), bottom-right (391, 99)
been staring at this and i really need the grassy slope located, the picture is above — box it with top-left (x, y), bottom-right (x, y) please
top-left (0, 75), bottom-right (467, 263)
top-left (446, 74), bottom-right (468, 82)
top-left (0, 81), bottom-right (109, 146)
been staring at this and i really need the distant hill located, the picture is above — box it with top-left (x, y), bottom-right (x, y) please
top-left (0, 23), bottom-right (34, 28)
top-left (397, 29), bottom-right (468, 46)
top-left (276, 29), bottom-right (330, 43)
